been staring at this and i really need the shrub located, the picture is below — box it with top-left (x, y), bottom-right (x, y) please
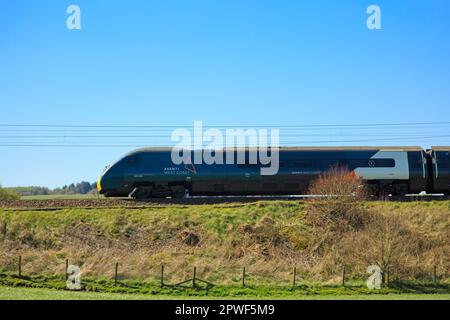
top-left (306, 166), bottom-right (369, 233)
top-left (304, 169), bottom-right (435, 281)
top-left (0, 186), bottom-right (19, 200)
top-left (352, 212), bottom-right (424, 282)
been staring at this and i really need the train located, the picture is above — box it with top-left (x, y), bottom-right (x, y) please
top-left (97, 146), bottom-right (450, 199)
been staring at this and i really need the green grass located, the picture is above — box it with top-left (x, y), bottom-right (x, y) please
top-left (0, 271), bottom-right (448, 299)
top-left (0, 285), bottom-right (448, 300)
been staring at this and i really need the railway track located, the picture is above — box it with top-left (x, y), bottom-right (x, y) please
top-left (0, 196), bottom-right (303, 210)
top-left (0, 195), bottom-right (449, 210)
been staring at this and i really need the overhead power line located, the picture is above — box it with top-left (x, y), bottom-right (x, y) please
top-left (2, 121), bottom-right (450, 129)
top-left (1, 134), bottom-right (449, 147)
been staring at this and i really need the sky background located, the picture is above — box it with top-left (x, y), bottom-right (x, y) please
top-left (1, 0), bottom-right (450, 188)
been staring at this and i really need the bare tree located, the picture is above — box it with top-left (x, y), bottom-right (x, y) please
top-left (354, 213), bottom-right (416, 283)
top-left (306, 166), bottom-right (369, 232)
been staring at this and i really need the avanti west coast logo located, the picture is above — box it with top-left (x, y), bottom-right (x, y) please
top-left (170, 121), bottom-right (280, 175)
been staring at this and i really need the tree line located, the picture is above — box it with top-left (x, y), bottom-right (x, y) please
top-left (4, 181), bottom-right (97, 196)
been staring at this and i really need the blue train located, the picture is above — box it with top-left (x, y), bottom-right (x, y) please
top-left (97, 146), bottom-right (450, 199)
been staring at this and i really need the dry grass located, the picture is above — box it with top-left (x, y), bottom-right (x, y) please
top-left (303, 168), bottom-right (449, 282)
top-left (0, 199), bottom-right (448, 285)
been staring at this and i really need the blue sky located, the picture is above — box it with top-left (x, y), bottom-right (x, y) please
top-left (1, 0), bottom-right (450, 188)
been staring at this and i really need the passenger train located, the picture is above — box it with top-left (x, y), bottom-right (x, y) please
top-left (97, 147), bottom-right (450, 199)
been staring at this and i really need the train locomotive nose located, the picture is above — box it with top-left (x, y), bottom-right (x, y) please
top-left (97, 176), bottom-right (103, 193)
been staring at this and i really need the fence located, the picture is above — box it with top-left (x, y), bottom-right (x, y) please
top-left (2, 254), bottom-right (447, 292)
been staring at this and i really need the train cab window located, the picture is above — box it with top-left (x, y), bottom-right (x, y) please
top-left (127, 155), bottom-right (140, 166)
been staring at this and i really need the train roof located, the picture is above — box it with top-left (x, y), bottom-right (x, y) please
top-left (430, 146), bottom-right (450, 150)
top-left (126, 146), bottom-right (424, 153)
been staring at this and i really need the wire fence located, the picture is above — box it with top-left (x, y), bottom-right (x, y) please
top-left (1, 254), bottom-right (448, 291)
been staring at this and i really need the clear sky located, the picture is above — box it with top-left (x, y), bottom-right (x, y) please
top-left (1, 0), bottom-right (450, 188)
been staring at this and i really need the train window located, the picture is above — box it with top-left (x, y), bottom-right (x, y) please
top-left (348, 159), bottom-right (395, 167)
top-left (280, 160), bottom-right (312, 167)
top-left (322, 160), bottom-right (348, 167)
top-left (374, 159), bottom-right (395, 167)
top-left (349, 159), bottom-right (367, 167)
top-left (237, 163), bottom-right (259, 168)
top-left (127, 155), bottom-right (139, 165)
top-left (293, 160), bottom-right (313, 167)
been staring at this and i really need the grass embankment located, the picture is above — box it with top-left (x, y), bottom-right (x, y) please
top-left (0, 201), bottom-right (448, 298)
top-left (1, 285), bottom-right (448, 300)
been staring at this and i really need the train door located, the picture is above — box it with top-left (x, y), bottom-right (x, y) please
top-left (431, 149), bottom-right (450, 194)
top-left (222, 150), bottom-right (260, 195)
top-left (225, 163), bottom-right (256, 195)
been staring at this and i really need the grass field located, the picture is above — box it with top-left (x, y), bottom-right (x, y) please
top-left (0, 200), bottom-right (448, 299)
top-left (0, 285), bottom-right (448, 300)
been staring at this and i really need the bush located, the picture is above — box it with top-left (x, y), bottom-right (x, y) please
top-left (0, 186), bottom-right (19, 200)
top-left (306, 166), bottom-right (369, 233)
top-left (304, 168), bottom-right (435, 281)
top-left (351, 212), bottom-right (417, 282)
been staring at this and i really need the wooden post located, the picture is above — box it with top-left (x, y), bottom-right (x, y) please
top-left (193, 267), bottom-right (197, 289)
top-left (65, 259), bottom-right (69, 280)
top-left (114, 262), bottom-right (119, 286)
top-left (293, 267), bottom-right (297, 287)
top-left (18, 255), bottom-right (22, 278)
top-left (433, 265), bottom-right (437, 283)
top-left (342, 266), bottom-right (345, 286)
top-left (160, 265), bottom-right (164, 288)
top-left (242, 267), bottom-right (246, 287)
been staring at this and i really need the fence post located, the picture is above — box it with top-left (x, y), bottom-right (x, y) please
top-left (433, 265), bottom-right (437, 283)
top-left (293, 267), bottom-right (297, 287)
top-left (342, 266), bottom-right (346, 287)
top-left (114, 262), bottom-right (119, 286)
top-left (193, 267), bottom-right (197, 289)
top-left (242, 267), bottom-right (246, 287)
top-left (18, 255), bottom-right (22, 278)
top-left (65, 259), bottom-right (69, 280)
top-left (160, 265), bottom-right (164, 288)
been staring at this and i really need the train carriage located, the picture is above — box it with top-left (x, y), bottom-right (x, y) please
top-left (97, 146), bottom-right (435, 199)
